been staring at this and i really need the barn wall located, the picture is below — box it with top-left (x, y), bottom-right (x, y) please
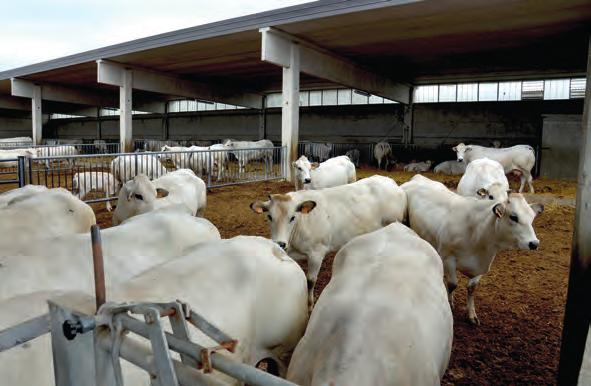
top-left (6, 99), bottom-right (583, 178)
top-left (540, 114), bottom-right (582, 179)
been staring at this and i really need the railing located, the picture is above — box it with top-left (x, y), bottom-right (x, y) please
top-left (0, 156), bottom-right (26, 187)
top-left (134, 139), bottom-right (221, 152)
top-left (1, 142), bottom-right (121, 155)
top-left (0, 298), bottom-right (295, 386)
top-left (298, 141), bottom-right (375, 165)
top-left (15, 146), bottom-right (286, 205)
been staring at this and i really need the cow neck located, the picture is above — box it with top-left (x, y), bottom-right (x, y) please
top-left (468, 199), bottom-right (502, 255)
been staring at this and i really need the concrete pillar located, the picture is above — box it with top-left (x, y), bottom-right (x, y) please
top-left (31, 85), bottom-right (42, 145)
top-left (258, 96), bottom-right (267, 140)
top-left (403, 87), bottom-right (414, 145)
top-left (120, 69), bottom-right (133, 153)
top-left (558, 36), bottom-right (591, 385)
top-left (281, 44), bottom-right (300, 182)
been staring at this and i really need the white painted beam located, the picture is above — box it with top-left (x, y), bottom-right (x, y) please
top-left (282, 44), bottom-right (300, 182)
top-left (11, 78), bottom-right (114, 107)
top-left (97, 60), bottom-right (263, 109)
top-left (31, 85), bottom-right (42, 145)
top-left (120, 69), bottom-right (133, 152)
top-left (260, 27), bottom-right (410, 104)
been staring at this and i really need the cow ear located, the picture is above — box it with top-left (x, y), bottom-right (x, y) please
top-left (493, 203), bottom-right (506, 218)
top-left (476, 188), bottom-right (488, 198)
top-left (530, 203), bottom-right (544, 215)
top-left (292, 161), bottom-right (297, 167)
top-left (156, 188), bottom-right (169, 198)
top-left (311, 162), bottom-right (319, 169)
top-left (250, 201), bottom-right (269, 214)
top-left (296, 200), bottom-right (317, 214)
top-left (452, 146), bottom-right (457, 152)
top-left (465, 146), bottom-right (472, 152)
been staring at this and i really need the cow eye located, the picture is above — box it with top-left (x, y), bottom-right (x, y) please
top-left (289, 216), bottom-right (295, 223)
top-left (489, 196), bottom-right (494, 200)
top-left (509, 214), bottom-right (519, 223)
top-left (267, 215), bottom-right (272, 221)
top-left (134, 194), bottom-right (143, 201)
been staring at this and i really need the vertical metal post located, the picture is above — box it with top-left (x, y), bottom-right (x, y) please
top-left (32, 84), bottom-right (43, 145)
top-left (558, 37), bottom-right (591, 385)
top-left (17, 156), bottom-right (26, 187)
top-left (207, 150), bottom-right (212, 188)
top-left (281, 43), bottom-right (300, 182)
top-left (120, 69), bottom-right (133, 153)
top-left (90, 225), bottom-right (106, 311)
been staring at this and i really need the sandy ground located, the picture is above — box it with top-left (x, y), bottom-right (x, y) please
top-left (2, 166), bottom-right (577, 384)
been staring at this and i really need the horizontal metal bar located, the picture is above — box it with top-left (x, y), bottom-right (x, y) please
top-left (0, 313), bottom-right (50, 352)
top-left (118, 314), bottom-right (295, 386)
top-left (186, 309), bottom-right (236, 351)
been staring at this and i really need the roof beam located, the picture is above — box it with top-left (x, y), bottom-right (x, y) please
top-left (10, 78), bottom-right (164, 113)
top-left (0, 95), bottom-right (30, 111)
top-left (97, 60), bottom-right (264, 109)
top-left (260, 27), bottom-right (411, 104)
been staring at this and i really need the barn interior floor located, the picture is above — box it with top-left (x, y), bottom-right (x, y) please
top-left (86, 168), bottom-right (574, 384)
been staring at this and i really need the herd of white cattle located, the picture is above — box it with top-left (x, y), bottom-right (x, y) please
top-left (0, 139), bottom-right (543, 385)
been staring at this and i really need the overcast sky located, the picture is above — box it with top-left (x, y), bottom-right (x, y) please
top-left (0, 0), bottom-right (313, 71)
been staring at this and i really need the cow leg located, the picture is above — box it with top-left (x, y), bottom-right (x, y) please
top-left (306, 252), bottom-right (325, 312)
top-left (377, 158), bottom-right (382, 170)
top-left (443, 258), bottom-right (458, 307)
top-left (467, 275), bottom-right (482, 325)
top-left (518, 174), bottom-right (526, 193)
top-left (527, 172), bottom-right (535, 193)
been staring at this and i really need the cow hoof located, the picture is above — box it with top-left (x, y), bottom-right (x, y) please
top-left (468, 315), bottom-right (480, 326)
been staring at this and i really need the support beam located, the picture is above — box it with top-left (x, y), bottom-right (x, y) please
top-left (97, 60), bottom-right (264, 109)
top-left (260, 27), bottom-right (410, 104)
top-left (0, 95), bottom-right (30, 111)
top-left (558, 37), bottom-right (591, 386)
top-left (120, 69), bottom-right (133, 152)
top-left (282, 44), bottom-right (300, 182)
top-left (11, 78), bottom-right (164, 114)
top-left (31, 85), bottom-right (42, 145)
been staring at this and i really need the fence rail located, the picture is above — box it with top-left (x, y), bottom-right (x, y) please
top-left (1, 146), bottom-right (286, 205)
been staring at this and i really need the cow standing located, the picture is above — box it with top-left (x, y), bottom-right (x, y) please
top-left (292, 155), bottom-right (356, 191)
top-left (402, 175), bottom-right (543, 324)
top-left (374, 141), bottom-right (392, 170)
top-left (287, 223), bottom-right (453, 385)
top-left (457, 157), bottom-right (510, 202)
top-left (251, 175), bottom-right (407, 310)
top-left (453, 143), bottom-right (536, 193)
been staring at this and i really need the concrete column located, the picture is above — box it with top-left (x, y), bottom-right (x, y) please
top-left (281, 44), bottom-right (300, 182)
top-left (403, 87), bottom-right (414, 145)
top-left (120, 69), bottom-right (133, 152)
top-left (259, 96), bottom-right (267, 140)
top-left (31, 85), bottom-right (42, 145)
top-left (558, 36), bottom-right (591, 385)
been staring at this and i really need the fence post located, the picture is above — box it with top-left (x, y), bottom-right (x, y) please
top-left (207, 150), bottom-right (212, 188)
top-left (27, 157), bottom-right (33, 185)
top-left (17, 156), bottom-right (26, 187)
top-left (134, 153), bottom-right (139, 179)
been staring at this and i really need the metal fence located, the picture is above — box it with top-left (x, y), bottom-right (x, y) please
top-left (298, 142), bottom-right (375, 165)
top-left (0, 298), bottom-right (295, 386)
top-left (9, 146), bottom-right (285, 205)
top-left (0, 157), bottom-right (25, 187)
top-left (134, 139), bottom-right (222, 152)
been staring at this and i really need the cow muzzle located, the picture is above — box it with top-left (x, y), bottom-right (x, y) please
top-left (457, 158), bottom-right (464, 163)
top-left (304, 178), bottom-right (311, 184)
top-left (528, 240), bottom-right (539, 250)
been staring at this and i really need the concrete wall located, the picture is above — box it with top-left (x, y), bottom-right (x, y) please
top-left (540, 114), bottom-right (582, 179)
top-left (2, 99), bottom-right (583, 177)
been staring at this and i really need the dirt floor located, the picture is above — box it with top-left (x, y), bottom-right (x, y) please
top-left (4, 166), bottom-right (577, 384)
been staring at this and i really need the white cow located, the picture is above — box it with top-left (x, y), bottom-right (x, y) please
top-left (160, 144), bottom-right (212, 176)
top-left (110, 154), bottom-right (167, 183)
top-left (0, 188), bottom-right (95, 247)
top-left (373, 141), bottom-right (392, 170)
top-left (303, 142), bottom-right (332, 163)
top-left (0, 210), bottom-right (220, 300)
top-left (292, 155), bottom-right (356, 191)
top-left (287, 223), bottom-right (453, 385)
top-left (0, 235), bottom-right (305, 386)
top-left (453, 143), bottom-right (536, 193)
top-left (0, 185), bottom-right (47, 208)
top-left (93, 139), bottom-right (108, 154)
top-left (36, 145), bottom-right (79, 168)
top-left (344, 148), bottom-right (360, 167)
top-left (434, 160), bottom-right (466, 175)
top-left (209, 143), bottom-right (230, 179)
top-left (72, 171), bottom-right (120, 211)
top-left (402, 175), bottom-right (544, 325)
top-left (112, 169), bottom-right (206, 225)
top-left (404, 160), bottom-right (432, 172)
top-left (457, 158), bottom-right (510, 202)
top-left (251, 175), bottom-right (407, 310)
top-left (225, 139), bottom-right (274, 174)
top-left (0, 148), bottom-right (37, 168)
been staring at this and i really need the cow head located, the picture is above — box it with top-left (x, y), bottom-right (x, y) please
top-left (292, 155), bottom-right (314, 188)
top-left (453, 143), bottom-right (471, 162)
top-left (250, 194), bottom-right (317, 250)
top-left (476, 183), bottom-right (510, 202)
top-left (491, 194), bottom-right (544, 251)
top-left (112, 174), bottom-right (159, 225)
